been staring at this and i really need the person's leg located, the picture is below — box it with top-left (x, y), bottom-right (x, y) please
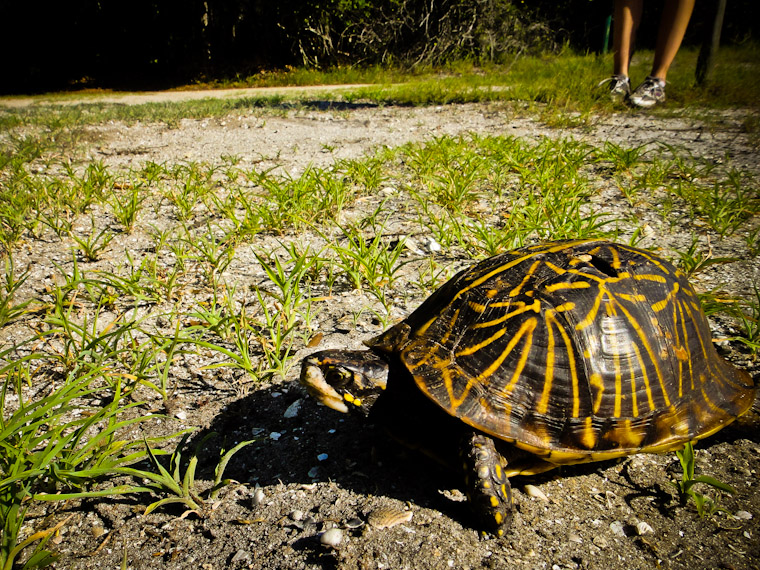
top-left (613, 0), bottom-right (643, 77)
top-left (651, 0), bottom-right (695, 80)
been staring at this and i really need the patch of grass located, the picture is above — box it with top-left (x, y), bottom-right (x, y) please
top-left (329, 222), bottom-right (407, 312)
top-left (672, 442), bottom-right (735, 518)
top-left (0, 358), bottom-right (169, 570)
top-left (403, 135), bottom-right (618, 252)
top-left (247, 165), bottom-right (358, 233)
top-left (0, 257), bottom-right (32, 327)
top-left (129, 432), bottom-right (254, 517)
top-left (673, 236), bottom-right (740, 277)
top-left (69, 216), bottom-right (115, 262)
top-left (726, 286), bottom-right (760, 357)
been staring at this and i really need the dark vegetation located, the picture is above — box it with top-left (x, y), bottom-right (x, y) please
top-left (3, 0), bottom-right (758, 95)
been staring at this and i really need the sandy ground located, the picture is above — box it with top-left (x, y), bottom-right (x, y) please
top-left (2, 91), bottom-right (759, 570)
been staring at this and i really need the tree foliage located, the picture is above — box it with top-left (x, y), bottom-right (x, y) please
top-left (2, 0), bottom-right (757, 93)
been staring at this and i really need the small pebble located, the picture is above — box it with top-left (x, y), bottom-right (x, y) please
top-left (308, 467), bottom-right (320, 478)
top-left (568, 532), bottom-right (583, 544)
top-left (230, 550), bottom-right (251, 563)
top-left (289, 510), bottom-right (304, 522)
top-left (735, 511), bottom-right (753, 521)
top-left (301, 516), bottom-right (318, 532)
top-left (403, 237), bottom-right (424, 255)
top-left (524, 484), bottom-right (549, 502)
top-left (636, 521), bottom-right (654, 535)
top-left (270, 432), bottom-right (282, 441)
top-left (592, 535), bottom-right (608, 549)
top-left (610, 521), bottom-right (626, 537)
top-left (174, 410), bottom-right (187, 420)
top-left (320, 528), bottom-right (344, 547)
top-left (252, 487), bottom-right (265, 506)
top-left (283, 400), bottom-right (302, 418)
top-left (421, 236), bottom-right (442, 253)
top-left (317, 453), bottom-right (328, 461)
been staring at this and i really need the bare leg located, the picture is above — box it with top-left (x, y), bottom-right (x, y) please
top-left (651, 0), bottom-right (695, 80)
top-left (613, 0), bottom-right (643, 77)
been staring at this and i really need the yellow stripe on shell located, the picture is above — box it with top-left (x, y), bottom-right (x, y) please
top-left (632, 340), bottom-right (657, 412)
top-left (627, 349), bottom-right (639, 418)
top-left (623, 247), bottom-right (672, 274)
top-left (590, 373), bottom-right (604, 414)
top-left (608, 245), bottom-right (622, 269)
top-left (544, 281), bottom-right (592, 293)
top-left (633, 273), bottom-right (668, 284)
top-left (543, 261), bottom-right (568, 275)
top-left (617, 293), bottom-right (647, 303)
top-left (509, 259), bottom-right (544, 297)
top-left (601, 301), bottom-right (625, 418)
top-left (580, 416), bottom-right (596, 449)
top-left (474, 318), bottom-right (537, 385)
top-left (612, 419), bottom-right (645, 449)
top-left (459, 239), bottom-right (597, 300)
top-left (456, 327), bottom-right (507, 357)
top-left (537, 310), bottom-right (581, 417)
top-left (441, 366), bottom-right (475, 410)
top-left (574, 281), bottom-right (611, 330)
top-left (464, 318), bottom-right (538, 422)
top-left (675, 298), bottom-right (691, 398)
top-left (538, 311), bottom-right (556, 416)
top-left (605, 293), bottom-right (671, 410)
top-left (414, 306), bottom-right (461, 361)
top-left (651, 281), bottom-right (679, 312)
top-left (471, 299), bottom-right (541, 330)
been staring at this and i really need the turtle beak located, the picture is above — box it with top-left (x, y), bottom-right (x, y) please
top-left (300, 360), bottom-right (350, 413)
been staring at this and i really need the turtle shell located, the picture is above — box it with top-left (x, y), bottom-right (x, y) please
top-left (369, 239), bottom-right (755, 465)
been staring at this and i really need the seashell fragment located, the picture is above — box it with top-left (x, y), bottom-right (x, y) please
top-left (368, 505), bottom-right (413, 530)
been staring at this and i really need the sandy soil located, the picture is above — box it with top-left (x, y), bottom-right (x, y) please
top-left (2, 92), bottom-right (759, 570)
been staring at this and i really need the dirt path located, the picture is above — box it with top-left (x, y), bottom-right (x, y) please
top-left (0, 84), bottom-right (374, 108)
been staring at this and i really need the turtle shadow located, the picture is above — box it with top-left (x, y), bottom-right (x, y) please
top-left (186, 381), bottom-right (759, 533)
top-left (616, 459), bottom-right (678, 517)
top-left (186, 382), bottom-right (463, 520)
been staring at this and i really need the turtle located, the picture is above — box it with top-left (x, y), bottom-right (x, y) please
top-left (300, 239), bottom-right (756, 536)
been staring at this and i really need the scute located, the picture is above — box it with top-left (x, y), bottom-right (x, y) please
top-left (369, 239), bottom-right (755, 463)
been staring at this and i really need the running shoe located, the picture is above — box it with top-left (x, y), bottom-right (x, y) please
top-left (629, 76), bottom-right (666, 108)
top-left (599, 74), bottom-right (631, 101)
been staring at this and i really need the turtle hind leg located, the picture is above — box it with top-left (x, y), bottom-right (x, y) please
top-left (461, 433), bottom-right (513, 538)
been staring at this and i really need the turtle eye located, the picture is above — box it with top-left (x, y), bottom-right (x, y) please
top-left (325, 367), bottom-right (352, 388)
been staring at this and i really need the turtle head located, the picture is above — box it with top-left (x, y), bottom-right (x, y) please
top-left (300, 349), bottom-right (389, 416)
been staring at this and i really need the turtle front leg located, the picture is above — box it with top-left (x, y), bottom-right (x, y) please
top-left (461, 433), bottom-right (513, 537)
